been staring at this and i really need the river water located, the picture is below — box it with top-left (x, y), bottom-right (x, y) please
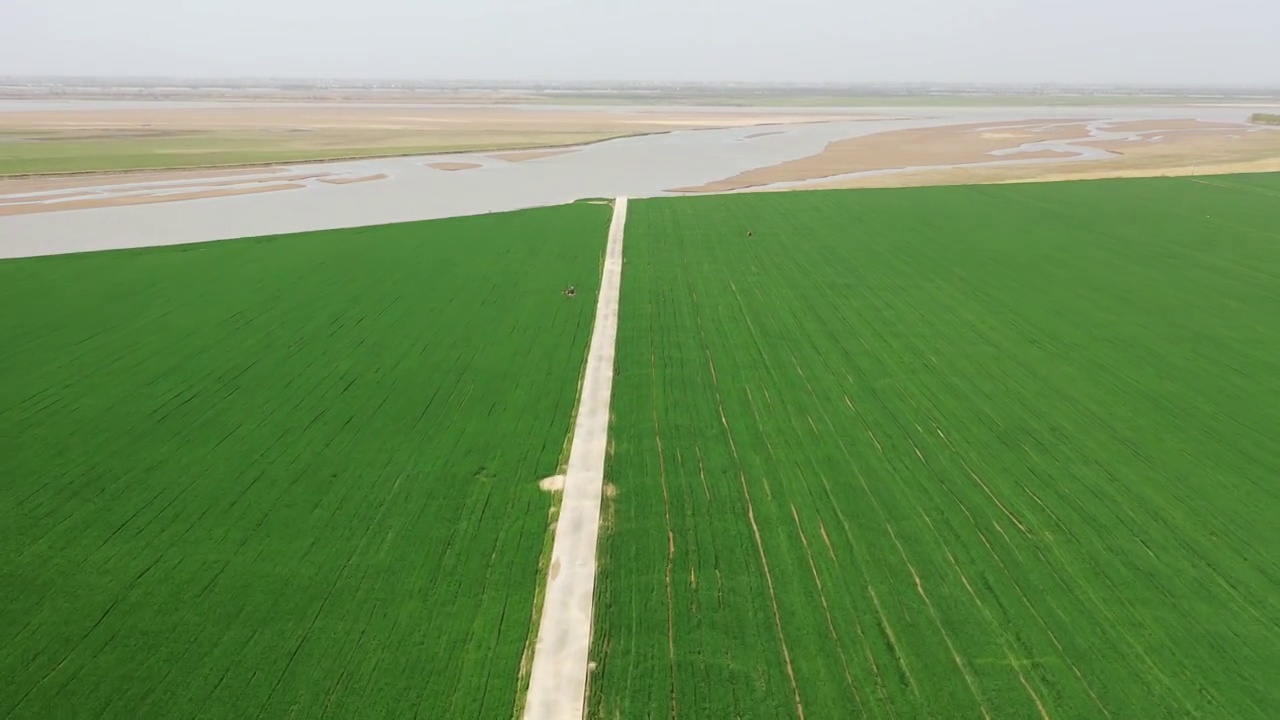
top-left (0, 103), bottom-right (1272, 259)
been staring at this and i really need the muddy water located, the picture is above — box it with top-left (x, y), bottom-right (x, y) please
top-left (0, 103), bottom-right (1272, 259)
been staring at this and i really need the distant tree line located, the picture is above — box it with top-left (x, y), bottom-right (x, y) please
top-left (1251, 113), bottom-right (1280, 125)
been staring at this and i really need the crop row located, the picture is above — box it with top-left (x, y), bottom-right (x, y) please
top-left (591, 177), bottom-right (1280, 718)
top-left (0, 204), bottom-right (610, 719)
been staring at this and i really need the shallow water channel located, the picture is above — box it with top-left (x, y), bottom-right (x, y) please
top-left (0, 103), bottom-right (1265, 258)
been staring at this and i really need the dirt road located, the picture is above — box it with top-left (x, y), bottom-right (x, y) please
top-left (522, 197), bottom-right (627, 720)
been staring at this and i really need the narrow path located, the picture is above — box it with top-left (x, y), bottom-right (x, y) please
top-left (522, 196), bottom-right (628, 720)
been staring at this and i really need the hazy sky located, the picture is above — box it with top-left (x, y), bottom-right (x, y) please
top-left (1, 0), bottom-right (1275, 85)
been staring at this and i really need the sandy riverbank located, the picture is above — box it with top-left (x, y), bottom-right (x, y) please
top-left (0, 182), bottom-right (306, 216)
top-left (796, 124), bottom-right (1280, 190)
top-left (426, 162), bottom-right (482, 171)
top-left (0, 103), bottom-right (865, 176)
top-left (669, 120), bottom-right (1099, 193)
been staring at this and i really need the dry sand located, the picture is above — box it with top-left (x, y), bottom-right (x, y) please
top-left (0, 106), bottom-right (852, 133)
top-left (1, 104), bottom-right (866, 211)
top-left (0, 166), bottom-right (287, 194)
top-left (523, 198), bottom-right (627, 720)
top-left (425, 162), bottom-right (482, 171)
top-left (0, 172), bottom-right (327, 215)
top-left (538, 475), bottom-right (567, 493)
top-left (97, 172), bottom-right (323, 193)
top-left (0, 182), bottom-right (305, 216)
top-left (671, 120), bottom-right (1098, 193)
top-left (0, 190), bottom-right (96, 205)
top-left (801, 126), bottom-right (1280, 190)
top-left (316, 173), bottom-right (388, 185)
top-left (1, 105), bottom-right (859, 177)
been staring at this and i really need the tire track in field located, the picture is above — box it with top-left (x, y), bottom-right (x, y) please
top-left (790, 504), bottom-right (863, 716)
top-left (917, 508), bottom-right (1059, 720)
top-left (523, 198), bottom-right (627, 720)
top-left (651, 350), bottom-right (680, 719)
top-left (755, 251), bottom-right (1000, 716)
top-left (804, 240), bottom-right (1085, 716)
top-left (919, 419), bottom-right (1113, 717)
top-left (693, 281), bottom-right (806, 720)
top-left (865, 265), bottom-right (1194, 717)
top-left (721, 275), bottom-right (866, 713)
top-left (731, 237), bottom-right (909, 714)
top-left (818, 286), bottom-right (1068, 717)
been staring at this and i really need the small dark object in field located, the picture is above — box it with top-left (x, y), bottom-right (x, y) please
top-left (747, 230), bottom-right (754, 237)
top-left (565, 285), bottom-right (576, 298)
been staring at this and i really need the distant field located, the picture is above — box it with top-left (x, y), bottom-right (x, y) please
top-left (0, 204), bottom-right (608, 718)
top-left (740, 95), bottom-right (1268, 107)
top-left (0, 129), bottom-right (627, 175)
top-left (535, 93), bottom-right (1280, 108)
top-left (591, 176), bottom-right (1280, 718)
top-left (0, 105), bottom-right (844, 175)
top-left (8, 85), bottom-right (1278, 108)
top-left (8, 172), bottom-right (1280, 719)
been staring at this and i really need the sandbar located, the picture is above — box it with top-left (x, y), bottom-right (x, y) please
top-left (426, 162), bottom-right (482, 171)
top-left (670, 120), bottom-right (1098, 193)
top-left (0, 166), bottom-right (287, 194)
top-left (0, 104), bottom-right (867, 175)
top-left (0, 182), bottom-right (306, 216)
top-left (798, 127), bottom-right (1280, 190)
top-left (318, 173), bottom-right (388, 184)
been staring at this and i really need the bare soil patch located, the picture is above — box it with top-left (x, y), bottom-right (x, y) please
top-left (671, 120), bottom-right (1097, 193)
top-left (538, 475), bottom-right (566, 493)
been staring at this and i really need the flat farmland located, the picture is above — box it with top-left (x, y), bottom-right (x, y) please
top-left (0, 104), bottom-right (847, 175)
top-left (591, 176), bottom-right (1280, 718)
top-left (0, 203), bottom-right (609, 718)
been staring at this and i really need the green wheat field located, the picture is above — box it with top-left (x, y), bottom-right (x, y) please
top-left (591, 175), bottom-right (1280, 719)
top-left (4, 175), bottom-right (1280, 719)
top-left (0, 204), bottom-right (608, 718)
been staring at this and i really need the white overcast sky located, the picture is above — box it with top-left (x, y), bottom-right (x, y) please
top-left (0, 0), bottom-right (1275, 85)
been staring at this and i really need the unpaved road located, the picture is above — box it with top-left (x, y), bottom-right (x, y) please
top-left (522, 197), bottom-right (627, 720)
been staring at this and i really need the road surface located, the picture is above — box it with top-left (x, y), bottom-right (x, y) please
top-left (522, 196), bottom-right (627, 720)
